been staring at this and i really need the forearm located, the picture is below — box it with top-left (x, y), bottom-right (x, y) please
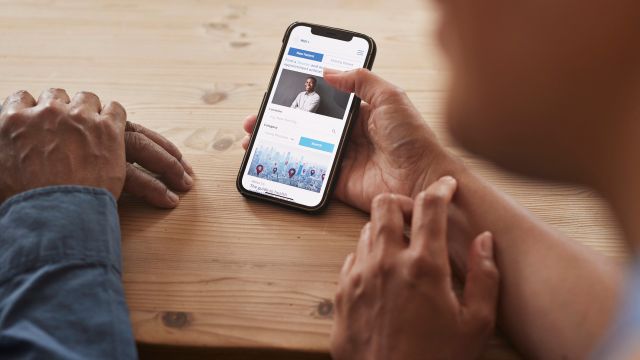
top-left (0, 186), bottom-right (137, 359)
top-left (426, 155), bottom-right (623, 359)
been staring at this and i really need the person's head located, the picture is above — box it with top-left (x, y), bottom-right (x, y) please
top-left (305, 77), bottom-right (317, 93)
top-left (436, 0), bottom-right (640, 189)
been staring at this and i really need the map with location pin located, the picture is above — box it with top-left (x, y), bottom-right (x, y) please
top-left (247, 143), bottom-right (329, 193)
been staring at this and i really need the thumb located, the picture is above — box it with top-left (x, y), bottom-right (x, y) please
top-left (462, 231), bottom-right (500, 332)
top-left (323, 68), bottom-right (395, 106)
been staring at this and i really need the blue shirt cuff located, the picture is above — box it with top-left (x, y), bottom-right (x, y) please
top-left (0, 185), bottom-right (122, 284)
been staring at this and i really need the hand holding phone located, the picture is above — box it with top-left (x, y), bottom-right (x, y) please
top-left (237, 22), bottom-right (376, 212)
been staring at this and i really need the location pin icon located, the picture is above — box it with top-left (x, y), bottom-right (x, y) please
top-left (288, 168), bottom-right (296, 178)
top-left (310, 169), bottom-right (316, 176)
top-left (322, 173), bottom-right (325, 181)
top-left (256, 165), bottom-right (264, 175)
top-left (273, 167), bottom-right (277, 174)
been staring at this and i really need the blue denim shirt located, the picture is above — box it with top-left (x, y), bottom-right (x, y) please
top-left (0, 186), bottom-right (137, 359)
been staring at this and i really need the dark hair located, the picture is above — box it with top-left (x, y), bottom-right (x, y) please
top-left (306, 77), bottom-right (317, 86)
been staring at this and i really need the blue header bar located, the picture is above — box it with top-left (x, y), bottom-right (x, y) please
top-left (288, 47), bottom-right (324, 62)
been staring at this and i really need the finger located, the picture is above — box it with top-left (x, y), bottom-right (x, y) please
top-left (101, 101), bottom-right (127, 134)
top-left (411, 176), bottom-right (458, 266)
top-left (37, 88), bottom-right (70, 105)
top-left (123, 163), bottom-right (180, 208)
top-left (125, 132), bottom-right (193, 192)
top-left (241, 135), bottom-right (250, 150)
top-left (69, 91), bottom-right (101, 115)
top-left (339, 253), bottom-right (356, 282)
top-left (371, 193), bottom-right (408, 252)
top-left (355, 222), bottom-right (373, 260)
top-left (462, 232), bottom-right (499, 332)
top-left (125, 121), bottom-right (193, 175)
top-left (243, 114), bottom-right (258, 134)
top-left (323, 68), bottom-right (402, 106)
top-left (2, 90), bottom-right (36, 114)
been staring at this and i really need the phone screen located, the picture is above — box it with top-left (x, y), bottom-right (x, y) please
top-left (240, 24), bottom-right (372, 209)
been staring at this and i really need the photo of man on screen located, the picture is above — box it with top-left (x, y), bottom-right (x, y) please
top-left (291, 76), bottom-right (320, 113)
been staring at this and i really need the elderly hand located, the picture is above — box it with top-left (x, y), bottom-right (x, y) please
top-left (0, 89), bottom-right (194, 208)
top-left (0, 89), bottom-right (126, 201)
top-left (330, 177), bottom-right (499, 360)
top-left (241, 68), bottom-right (458, 212)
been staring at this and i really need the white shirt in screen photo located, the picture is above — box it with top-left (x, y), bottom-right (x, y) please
top-left (291, 91), bottom-right (320, 113)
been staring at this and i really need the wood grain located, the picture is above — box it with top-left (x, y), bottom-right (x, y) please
top-left (0, 0), bottom-right (625, 358)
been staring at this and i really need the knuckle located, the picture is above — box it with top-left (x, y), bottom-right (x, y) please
top-left (169, 156), bottom-right (184, 175)
top-left (39, 101), bottom-right (64, 117)
top-left (125, 163), bottom-right (138, 177)
top-left (125, 120), bottom-right (140, 132)
top-left (354, 67), bottom-right (368, 77)
top-left (67, 106), bottom-right (89, 121)
top-left (46, 88), bottom-right (68, 98)
top-left (347, 271), bottom-right (363, 290)
top-left (11, 90), bottom-right (31, 99)
top-left (76, 91), bottom-right (99, 101)
top-left (126, 131), bottom-right (146, 149)
top-left (372, 258), bottom-right (396, 278)
top-left (380, 86), bottom-right (407, 101)
top-left (107, 101), bottom-right (127, 118)
top-left (405, 252), bottom-right (440, 279)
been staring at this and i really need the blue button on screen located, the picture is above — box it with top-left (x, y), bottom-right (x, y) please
top-left (288, 47), bottom-right (324, 62)
top-left (299, 137), bottom-right (335, 153)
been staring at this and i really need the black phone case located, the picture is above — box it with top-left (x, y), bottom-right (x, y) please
top-left (236, 22), bottom-right (377, 213)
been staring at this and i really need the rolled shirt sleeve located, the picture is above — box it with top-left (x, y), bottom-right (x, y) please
top-left (0, 186), bottom-right (137, 360)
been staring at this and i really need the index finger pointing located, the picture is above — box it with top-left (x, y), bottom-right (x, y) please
top-left (323, 68), bottom-right (402, 106)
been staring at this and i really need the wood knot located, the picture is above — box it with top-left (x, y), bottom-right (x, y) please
top-left (203, 21), bottom-right (230, 32)
top-left (161, 311), bottom-right (191, 328)
top-left (202, 90), bottom-right (228, 105)
top-left (230, 40), bottom-right (251, 48)
top-left (316, 299), bottom-right (333, 318)
top-left (212, 136), bottom-right (234, 151)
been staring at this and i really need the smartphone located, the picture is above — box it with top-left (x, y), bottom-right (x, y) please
top-left (236, 22), bottom-right (376, 212)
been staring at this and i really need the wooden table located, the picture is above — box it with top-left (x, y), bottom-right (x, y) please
top-left (0, 0), bottom-right (626, 358)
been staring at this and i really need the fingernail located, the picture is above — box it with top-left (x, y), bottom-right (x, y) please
top-left (181, 158), bottom-right (194, 175)
top-left (479, 231), bottom-right (493, 257)
top-left (167, 190), bottom-right (179, 204)
top-left (440, 175), bottom-right (457, 184)
top-left (183, 172), bottom-right (194, 187)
